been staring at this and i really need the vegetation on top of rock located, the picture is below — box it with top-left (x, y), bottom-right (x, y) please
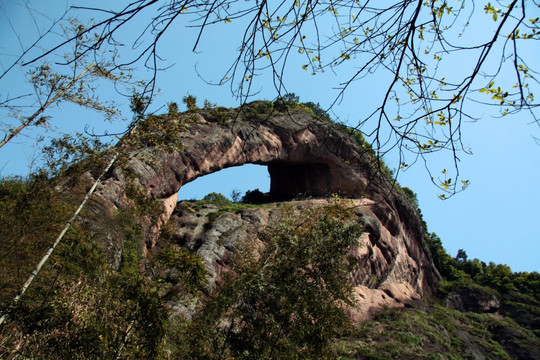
top-left (240, 188), bottom-right (269, 204)
top-left (425, 231), bottom-right (540, 302)
top-left (182, 95), bottom-right (198, 112)
top-left (202, 191), bottom-right (232, 205)
top-left (409, 185), bottom-right (540, 347)
top-left (178, 191), bottom-right (272, 225)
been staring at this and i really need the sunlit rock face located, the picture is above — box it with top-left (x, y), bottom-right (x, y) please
top-left (165, 198), bottom-right (439, 320)
top-left (125, 106), bottom-right (369, 201)
top-left (76, 101), bottom-right (441, 319)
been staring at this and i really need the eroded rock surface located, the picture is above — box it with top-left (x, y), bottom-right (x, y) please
top-left (164, 199), bottom-right (438, 320)
top-left (75, 102), bottom-right (441, 318)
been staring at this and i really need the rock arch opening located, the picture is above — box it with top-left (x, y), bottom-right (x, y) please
top-left (177, 163), bottom-right (270, 201)
top-left (176, 161), bottom-right (337, 203)
top-left (267, 161), bottom-right (333, 200)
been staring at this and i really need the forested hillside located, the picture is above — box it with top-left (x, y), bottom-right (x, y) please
top-left (1, 101), bottom-right (539, 359)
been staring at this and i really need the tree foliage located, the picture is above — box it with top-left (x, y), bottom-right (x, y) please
top-left (1, 171), bottom-right (538, 357)
top-left (0, 174), bottom-right (365, 358)
top-left (0, 175), bottom-right (76, 309)
top-left (241, 188), bottom-right (268, 204)
top-left (404, 185), bottom-right (540, 301)
top-left (0, 17), bottom-right (128, 152)
top-left (173, 200), bottom-right (362, 359)
top-left (425, 232), bottom-right (540, 300)
top-left (0, 0), bottom-right (536, 196)
top-left (0, 2), bottom-right (539, 356)
top-left (0, 176), bottom-right (208, 359)
top-left (202, 191), bottom-right (232, 204)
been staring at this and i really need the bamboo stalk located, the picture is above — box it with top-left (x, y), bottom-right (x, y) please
top-left (0, 151), bottom-right (118, 327)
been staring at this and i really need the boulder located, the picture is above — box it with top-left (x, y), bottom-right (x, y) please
top-left (444, 284), bottom-right (501, 313)
top-left (166, 198), bottom-right (437, 320)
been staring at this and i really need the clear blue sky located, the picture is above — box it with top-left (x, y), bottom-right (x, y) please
top-left (1, 1), bottom-right (538, 272)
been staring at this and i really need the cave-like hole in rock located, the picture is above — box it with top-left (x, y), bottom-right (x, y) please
top-left (267, 161), bottom-right (333, 201)
top-left (177, 164), bottom-right (270, 202)
top-left (177, 161), bottom-right (334, 203)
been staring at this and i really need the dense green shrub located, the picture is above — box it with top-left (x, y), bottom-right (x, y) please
top-left (167, 101), bottom-right (179, 115)
top-left (182, 94), bottom-right (198, 111)
top-left (202, 192), bottom-right (232, 205)
top-left (335, 304), bottom-right (531, 360)
top-left (302, 101), bottom-right (332, 122)
top-left (273, 93), bottom-right (299, 112)
top-left (424, 230), bottom-right (540, 302)
top-left (0, 175), bottom-right (76, 309)
top-left (147, 246), bottom-right (207, 294)
top-left (241, 188), bottom-right (267, 204)
top-left (0, 177), bottom-right (169, 359)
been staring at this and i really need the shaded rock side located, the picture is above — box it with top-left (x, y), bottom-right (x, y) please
top-left (444, 284), bottom-right (501, 314)
top-left (74, 102), bottom-right (440, 309)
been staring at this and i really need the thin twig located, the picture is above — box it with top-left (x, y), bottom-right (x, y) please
top-left (0, 63), bottom-right (96, 149)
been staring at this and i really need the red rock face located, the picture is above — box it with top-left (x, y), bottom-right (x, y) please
top-left (77, 102), bottom-right (440, 318)
top-left (165, 198), bottom-right (439, 320)
top-left (107, 104), bottom-right (373, 202)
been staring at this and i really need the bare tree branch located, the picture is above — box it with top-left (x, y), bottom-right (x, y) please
top-left (2, 0), bottom-right (538, 196)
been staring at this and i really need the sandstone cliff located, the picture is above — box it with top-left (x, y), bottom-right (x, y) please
top-left (165, 198), bottom-right (435, 320)
top-left (3, 102), bottom-right (539, 359)
top-left (76, 101), bottom-right (440, 318)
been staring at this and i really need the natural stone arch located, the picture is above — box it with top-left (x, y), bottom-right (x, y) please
top-left (80, 105), bottom-right (362, 234)
top-left (133, 108), bottom-right (370, 202)
top-left (83, 102), bottom-right (409, 248)
top-left (76, 102), bottom-right (440, 302)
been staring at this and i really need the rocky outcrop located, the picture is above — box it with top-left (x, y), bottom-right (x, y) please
top-left (444, 284), bottom-right (501, 313)
top-left (160, 197), bottom-right (439, 320)
top-left (75, 101), bottom-right (441, 318)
